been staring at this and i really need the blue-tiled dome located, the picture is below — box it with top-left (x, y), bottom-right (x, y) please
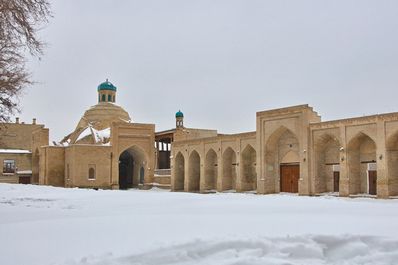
top-left (175, 110), bottom-right (184, 118)
top-left (97, 79), bottom-right (117, 91)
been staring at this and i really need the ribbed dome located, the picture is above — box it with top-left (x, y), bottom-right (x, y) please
top-left (175, 110), bottom-right (184, 118)
top-left (76, 102), bottom-right (131, 130)
top-left (97, 79), bottom-right (117, 91)
top-left (59, 102), bottom-right (131, 145)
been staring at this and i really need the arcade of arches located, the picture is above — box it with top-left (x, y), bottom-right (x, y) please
top-left (171, 105), bottom-right (398, 199)
top-left (24, 81), bottom-right (398, 200)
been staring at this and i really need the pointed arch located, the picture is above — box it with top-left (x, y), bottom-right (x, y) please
top-left (347, 132), bottom-right (377, 195)
top-left (240, 144), bottom-right (257, 191)
top-left (188, 150), bottom-right (200, 191)
top-left (118, 145), bottom-right (148, 189)
top-left (281, 150), bottom-right (300, 164)
top-left (174, 152), bottom-right (185, 191)
top-left (265, 126), bottom-right (300, 193)
top-left (204, 149), bottom-right (218, 191)
top-left (222, 147), bottom-right (237, 191)
top-left (314, 133), bottom-right (341, 193)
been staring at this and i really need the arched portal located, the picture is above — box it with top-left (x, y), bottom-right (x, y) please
top-left (347, 133), bottom-right (377, 195)
top-left (387, 132), bottom-right (398, 196)
top-left (118, 146), bottom-right (147, 190)
top-left (205, 149), bottom-right (218, 191)
top-left (188, 151), bottom-right (200, 191)
top-left (174, 152), bottom-right (185, 191)
top-left (240, 145), bottom-right (257, 191)
top-left (265, 127), bottom-right (300, 193)
top-left (314, 134), bottom-right (340, 193)
top-left (222, 147), bottom-right (237, 191)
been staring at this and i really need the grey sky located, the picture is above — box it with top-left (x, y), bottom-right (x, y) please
top-left (21, 0), bottom-right (398, 142)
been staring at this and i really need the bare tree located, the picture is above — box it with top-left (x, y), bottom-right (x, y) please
top-left (0, 0), bottom-right (51, 122)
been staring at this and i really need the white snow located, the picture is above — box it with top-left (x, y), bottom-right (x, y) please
top-left (76, 126), bottom-right (110, 144)
top-left (16, 170), bottom-right (32, 175)
top-left (1, 184), bottom-right (398, 265)
top-left (0, 149), bottom-right (31, 154)
top-left (76, 126), bottom-right (92, 142)
top-left (61, 138), bottom-right (71, 146)
top-left (92, 127), bottom-right (110, 143)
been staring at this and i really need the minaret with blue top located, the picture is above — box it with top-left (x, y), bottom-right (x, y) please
top-left (97, 79), bottom-right (117, 103)
top-left (175, 110), bottom-right (184, 128)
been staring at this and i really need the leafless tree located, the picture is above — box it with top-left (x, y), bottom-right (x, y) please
top-left (0, 0), bottom-right (51, 122)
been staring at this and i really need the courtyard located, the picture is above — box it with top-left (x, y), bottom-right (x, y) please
top-left (1, 184), bottom-right (398, 265)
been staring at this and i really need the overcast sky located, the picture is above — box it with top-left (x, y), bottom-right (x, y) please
top-left (20, 0), bottom-right (398, 142)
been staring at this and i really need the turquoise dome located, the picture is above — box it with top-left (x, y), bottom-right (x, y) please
top-left (175, 110), bottom-right (184, 118)
top-left (97, 79), bottom-right (117, 91)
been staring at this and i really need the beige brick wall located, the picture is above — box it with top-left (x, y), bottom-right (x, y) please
top-left (0, 153), bottom-right (32, 183)
top-left (40, 146), bottom-right (65, 187)
top-left (65, 145), bottom-right (112, 188)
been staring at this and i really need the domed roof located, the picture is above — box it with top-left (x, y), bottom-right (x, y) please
top-left (97, 79), bottom-right (117, 91)
top-left (59, 102), bottom-right (131, 145)
top-left (80, 103), bottom-right (130, 127)
top-left (175, 110), bottom-right (184, 118)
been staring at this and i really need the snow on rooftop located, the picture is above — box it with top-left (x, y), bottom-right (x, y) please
top-left (92, 127), bottom-right (110, 143)
top-left (75, 125), bottom-right (111, 144)
top-left (16, 170), bottom-right (32, 175)
top-left (60, 138), bottom-right (71, 146)
top-left (76, 126), bottom-right (92, 142)
top-left (0, 149), bottom-right (31, 154)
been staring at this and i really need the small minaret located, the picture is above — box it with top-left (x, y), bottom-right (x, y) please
top-left (175, 110), bottom-right (184, 128)
top-left (97, 79), bottom-right (117, 103)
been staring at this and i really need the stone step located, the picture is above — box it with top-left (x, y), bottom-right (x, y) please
top-left (153, 175), bottom-right (171, 185)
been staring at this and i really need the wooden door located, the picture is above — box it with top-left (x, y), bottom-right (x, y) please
top-left (333, 172), bottom-right (340, 192)
top-left (368, 170), bottom-right (377, 195)
top-left (280, 165), bottom-right (300, 193)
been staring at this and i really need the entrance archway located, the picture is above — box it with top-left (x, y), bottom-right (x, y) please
top-left (265, 127), bottom-right (300, 193)
top-left (314, 134), bottom-right (340, 193)
top-left (205, 149), bottom-right (218, 191)
top-left (222, 147), bottom-right (237, 191)
top-left (347, 133), bottom-right (377, 195)
top-left (174, 152), bottom-right (185, 191)
top-left (188, 151), bottom-right (200, 191)
top-left (240, 145), bottom-right (257, 191)
top-left (118, 146), bottom-right (147, 190)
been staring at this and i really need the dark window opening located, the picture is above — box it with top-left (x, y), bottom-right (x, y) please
top-left (3, 160), bottom-right (16, 174)
top-left (88, 166), bottom-right (95, 180)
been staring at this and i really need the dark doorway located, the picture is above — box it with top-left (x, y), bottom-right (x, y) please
top-left (119, 150), bottom-right (134, 189)
top-left (280, 164), bottom-right (299, 193)
top-left (19, 176), bottom-right (31, 184)
top-left (369, 170), bottom-right (377, 195)
top-left (333, 171), bottom-right (340, 192)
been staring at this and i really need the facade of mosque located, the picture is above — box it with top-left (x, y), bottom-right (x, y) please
top-left (171, 104), bottom-right (398, 199)
top-left (37, 80), bottom-right (214, 190)
top-left (1, 81), bottom-right (398, 198)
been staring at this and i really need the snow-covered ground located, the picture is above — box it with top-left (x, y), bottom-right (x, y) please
top-left (1, 184), bottom-right (398, 265)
